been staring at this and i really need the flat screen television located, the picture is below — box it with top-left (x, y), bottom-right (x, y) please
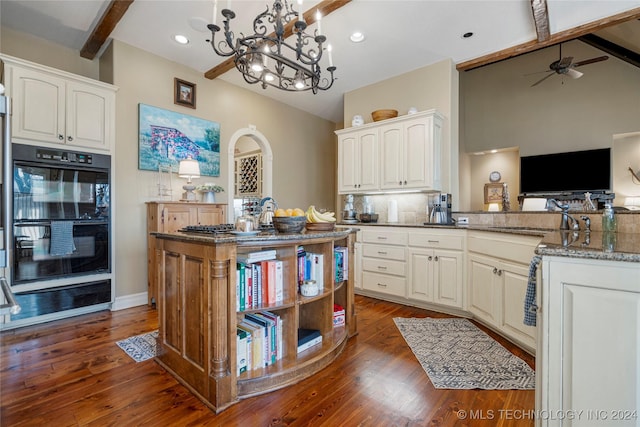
top-left (520, 148), bottom-right (611, 194)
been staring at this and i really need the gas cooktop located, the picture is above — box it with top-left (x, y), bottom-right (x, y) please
top-left (180, 224), bottom-right (274, 235)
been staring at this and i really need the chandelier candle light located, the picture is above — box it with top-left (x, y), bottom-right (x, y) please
top-left (208, 0), bottom-right (336, 93)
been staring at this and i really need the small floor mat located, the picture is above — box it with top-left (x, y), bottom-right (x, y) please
top-left (116, 330), bottom-right (158, 362)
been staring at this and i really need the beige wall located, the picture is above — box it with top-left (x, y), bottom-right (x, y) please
top-left (613, 132), bottom-right (640, 206)
top-left (462, 39), bottom-right (640, 156)
top-left (343, 59), bottom-right (460, 208)
top-left (469, 150), bottom-right (520, 211)
top-left (1, 31), bottom-right (336, 301)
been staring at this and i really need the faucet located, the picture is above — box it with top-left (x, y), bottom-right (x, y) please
top-left (547, 199), bottom-right (579, 231)
top-left (580, 215), bottom-right (591, 233)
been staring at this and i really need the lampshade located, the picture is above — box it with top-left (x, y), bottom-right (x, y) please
top-left (178, 157), bottom-right (200, 183)
top-left (488, 203), bottom-right (500, 212)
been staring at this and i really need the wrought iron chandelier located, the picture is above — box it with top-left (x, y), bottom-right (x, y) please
top-left (207, 0), bottom-right (336, 93)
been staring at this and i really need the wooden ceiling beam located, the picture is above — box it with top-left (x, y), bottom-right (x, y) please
top-left (530, 0), bottom-right (550, 42)
top-left (457, 7), bottom-right (640, 71)
top-left (80, 0), bottom-right (135, 60)
top-left (204, 0), bottom-right (351, 80)
top-left (578, 33), bottom-right (640, 69)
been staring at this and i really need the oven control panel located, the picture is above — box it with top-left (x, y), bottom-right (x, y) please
top-left (36, 149), bottom-right (93, 164)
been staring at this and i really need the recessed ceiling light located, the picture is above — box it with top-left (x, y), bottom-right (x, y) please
top-left (462, 32), bottom-right (474, 38)
top-left (173, 34), bottom-right (190, 45)
top-left (350, 32), bottom-right (365, 43)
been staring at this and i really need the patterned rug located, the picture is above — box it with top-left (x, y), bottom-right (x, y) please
top-left (393, 317), bottom-right (535, 389)
top-left (116, 330), bottom-right (158, 362)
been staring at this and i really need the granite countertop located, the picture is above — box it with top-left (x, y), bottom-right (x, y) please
top-left (152, 226), bottom-right (357, 244)
top-left (535, 231), bottom-right (640, 263)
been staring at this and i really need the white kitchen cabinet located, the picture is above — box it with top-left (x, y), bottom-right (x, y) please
top-left (467, 231), bottom-right (539, 352)
top-left (337, 128), bottom-right (378, 193)
top-left (408, 230), bottom-right (464, 309)
top-left (359, 227), bottom-right (407, 298)
top-left (336, 109), bottom-right (442, 194)
top-left (379, 113), bottom-right (442, 191)
top-left (539, 256), bottom-right (640, 427)
top-left (3, 55), bottom-right (116, 152)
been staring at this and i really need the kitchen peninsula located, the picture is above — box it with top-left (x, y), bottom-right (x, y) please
top-left (152, 227), bottom-right (357, 413)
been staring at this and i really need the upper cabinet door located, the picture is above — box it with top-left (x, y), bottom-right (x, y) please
top-left (10, 66), bottom-right (66, 145)
top-left (403, 117), bottom-right (433, 189)
top-left (379, 124), bottom-right (403, 189)
top-left (357, 129), bottom-right (379, 192)
top-left (338, 133), bottom-right (359, 193)
top-left (66, 82), bottom-right (114, 151)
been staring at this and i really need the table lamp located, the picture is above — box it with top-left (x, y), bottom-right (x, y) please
top-left (178, 157), bottom-right (200, 201)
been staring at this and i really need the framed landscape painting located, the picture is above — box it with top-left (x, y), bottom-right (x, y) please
top-left (138, 104), bottom-right (220, 176)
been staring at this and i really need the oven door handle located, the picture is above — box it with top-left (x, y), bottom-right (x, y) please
top-left (0, 277), bottom-right (21, 315)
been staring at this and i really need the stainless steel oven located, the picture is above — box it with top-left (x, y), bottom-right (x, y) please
top-left (6, 143), bottom-right (112, 324)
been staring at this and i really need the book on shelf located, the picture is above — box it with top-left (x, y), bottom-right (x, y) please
top-left (274, 260), bottom-right (284, 303)
top-left (237, 249), bottom-right (277, 264)
top-left (260, 311), bottom-right (283, 361)
top-left (236, 328), bottom-right (248, 375)
top-left (302, 252), bottom-right (324, 290)
top-left (236, 323), bottom-right (253, 372)
top-left (240, 318), bottom-right (265, 368)
top-left (334, 246), bottom-right (348, 284)
top-left (297, 328), bottom-right (322, 354)
top-left (245, 313), bottom-right (276, 366)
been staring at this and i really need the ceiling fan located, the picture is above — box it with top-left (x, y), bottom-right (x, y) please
top-left (530, 44), bottom-right (609, 87)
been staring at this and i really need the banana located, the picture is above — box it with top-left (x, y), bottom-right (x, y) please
top-left (306, 205), bottom-right (336, 223)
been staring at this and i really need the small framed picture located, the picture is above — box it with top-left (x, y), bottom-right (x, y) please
top-left (484, 183), bottom-right (504, 204)
top-left (174, 78), bottom-right (196, 109)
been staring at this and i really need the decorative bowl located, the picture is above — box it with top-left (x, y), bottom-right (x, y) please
top-left (371, 109), bottom-right (398, 122)
top-left (305, 222), bottom-right (336, 232)
top-left (272, 216), bottom-right (306, 233)
top-left (358, 213), bottom-right (379, 223)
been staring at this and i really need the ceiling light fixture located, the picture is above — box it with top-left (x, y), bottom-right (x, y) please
top-left (207, 0), bottom-right (336, 93)
top-left (350, 32), bottom-right (365, 43)
top-left (174, 34), bottom-right (190, 44)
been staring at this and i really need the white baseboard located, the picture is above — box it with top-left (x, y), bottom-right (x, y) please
top-left (111, 292), bottom-right (148, 311)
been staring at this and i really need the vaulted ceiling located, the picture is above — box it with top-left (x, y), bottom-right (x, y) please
top-left (1, 0), bottom-right (639, 123)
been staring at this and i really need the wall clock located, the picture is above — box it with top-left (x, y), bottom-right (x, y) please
top-left (484, 183), bottom-right (504, 203)
top-left (489, 171), bottom-right (501, 182)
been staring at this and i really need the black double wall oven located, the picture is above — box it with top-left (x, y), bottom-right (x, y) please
top-left (9, 143), bottom-right (111, 323)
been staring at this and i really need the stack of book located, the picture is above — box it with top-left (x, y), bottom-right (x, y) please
top-left (236, 250), bottom-right (283, 311)
top-left (237, 311), bottom-right (283, 372)
top-left (297, 248), bottom-right (324, 290)
top-left (297, 328), bottom-right (322, 354)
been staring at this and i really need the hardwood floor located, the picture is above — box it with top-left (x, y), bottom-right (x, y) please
top-left (1, 295), bottom-right (535, 426)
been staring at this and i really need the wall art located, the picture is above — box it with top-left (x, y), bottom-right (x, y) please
top-left (138, 103), bottom-right (220, 176)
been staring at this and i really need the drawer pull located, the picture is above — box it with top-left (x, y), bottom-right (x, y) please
top-left (428, 240), bottom-right (439, 243)
top-left (377, 251), bottom-right (388, 255)
top-left (377, 236), bottom-right (388, 240)
top-left (377, 283), bottom-right (387, 287)
top-left (377, 266), bottom-right (387, 270)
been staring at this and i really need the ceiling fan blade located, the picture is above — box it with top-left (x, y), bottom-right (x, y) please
top-left (573, 55), bottom-right (609, 67)
top-left (531, 72), bottom-right (556, 87)
top-left (524, 69), bottom-right (553, 77)
top-left (566, 68), bottom-right (584, 79)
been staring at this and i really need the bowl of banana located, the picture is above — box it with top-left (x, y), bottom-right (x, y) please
top-left (305, 206), bottom-right (336, 231)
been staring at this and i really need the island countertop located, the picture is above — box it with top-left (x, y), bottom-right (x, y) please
top-left (535, 230), bottom-right (640, 263)
top-left (152, 226), bottom-right (358, 244)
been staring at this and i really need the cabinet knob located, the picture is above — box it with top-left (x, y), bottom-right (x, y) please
top-left (404, 180), bottom-right (407, 185)
top-left (428, 256), bottom-right (433, 261)
top-left (399, 180), bottom-right (402, 185)
top-left (58, 134), bottom-right (64, 140)
top-left (434, 256), bottom-right (439, 262)
top-left (493, 267), bottom-right (498, 274)
top-left (497, 269), bottom-right (503, 276)
top-left (67, 136), bottom-right (73, 142)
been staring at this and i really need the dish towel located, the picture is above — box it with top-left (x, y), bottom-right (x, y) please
top-left (49, 221), bottom-right (76, 256)
top-left (523, 255), bottom-right (541, 326)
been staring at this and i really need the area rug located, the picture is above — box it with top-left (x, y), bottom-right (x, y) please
top-left (393, 317), bottom-right (535, 389)
top-left (116, 330), bottom-right (158, 362)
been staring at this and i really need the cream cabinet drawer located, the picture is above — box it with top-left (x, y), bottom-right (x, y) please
top-left (362, 257), bottom-right (405, 276)
top-left (361, 229), bottom-right (408, 246)
top-left (362, 244), bottom-right (405, 261)
top-left (408, 232), bottom-right (464, 250)
top-left (362, 271), bottom-right (406, 297)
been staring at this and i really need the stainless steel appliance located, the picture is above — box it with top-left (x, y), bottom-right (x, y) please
top-left (4, 143), bottom-right (112, 327)
top-left (1, 93), bottom-right (21, 317)
top-left (428, 193), bottom-right (454, 225)
top-left (342, 194), bottom-right (357, 223)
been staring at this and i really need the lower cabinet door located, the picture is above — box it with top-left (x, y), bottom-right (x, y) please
top-left (433, 250), bottom-right (463, 308)
top-left (500, 261), bottom-right (536, 348)
top-left (467, 253), bottom-right (500, 327)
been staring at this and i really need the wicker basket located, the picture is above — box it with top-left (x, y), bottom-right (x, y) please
top-left (371, 109), bottom-right (398, 122)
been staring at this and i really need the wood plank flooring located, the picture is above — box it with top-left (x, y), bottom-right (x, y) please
top-left (1, 296), bottom-right (535, 426)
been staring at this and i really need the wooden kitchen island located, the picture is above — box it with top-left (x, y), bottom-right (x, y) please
top-left (152, 227), bottom-right (357, 413)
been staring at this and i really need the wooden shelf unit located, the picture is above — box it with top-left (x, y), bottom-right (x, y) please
top-left (153, 229), bottom-right (356, 412)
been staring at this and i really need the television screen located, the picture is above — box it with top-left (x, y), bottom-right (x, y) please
top-left (520, 148), bottom-right (611, 194)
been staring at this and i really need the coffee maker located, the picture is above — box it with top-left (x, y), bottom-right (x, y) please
top-left (428, 193), bottom-right (454, 224)
top-left (342, 194), bottom-right (357, 223)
